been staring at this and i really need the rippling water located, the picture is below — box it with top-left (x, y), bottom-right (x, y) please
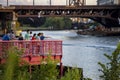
top-left (22, 30), bottom-right (120, 80)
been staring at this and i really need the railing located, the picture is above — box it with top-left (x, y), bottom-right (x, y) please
top-left (0, 40), bottom-right (63, 76)
top-left (0, 40), bottom-right (62, 65)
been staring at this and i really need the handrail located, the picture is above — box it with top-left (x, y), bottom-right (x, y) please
top-left (0, 40), bottom-right (62, 58)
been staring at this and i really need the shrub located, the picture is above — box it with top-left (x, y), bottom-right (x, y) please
top-left (98, 43), bottom-right (120, 80)
top-left (0, 46), bottom-right (88, 80)
top-left (60, 67), bottom-right (83, 80)
top-left (31, 54), bottom-right (59, 80)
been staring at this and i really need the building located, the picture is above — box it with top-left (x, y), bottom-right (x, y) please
top-left (114, 0), bottom-right (120, 5)
top-left (97, 0), bottom-right (120, 5)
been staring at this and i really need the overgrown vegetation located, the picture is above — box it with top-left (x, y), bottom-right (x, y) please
top-left (1, 47), bottom-right (30, 80)
top-left (0, 46), bottom-right (88, 80)
top-left (31, 55), bottom-right (59, 80)
top-left (98, 43), bottom-right (120, 80)
top-left (2, 39), bottom-right (120, 80)
top-left (61, 68), bottom-right (82, 80)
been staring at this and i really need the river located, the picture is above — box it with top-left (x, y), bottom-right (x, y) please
top-left (22, 30), bottom-right (120, 80)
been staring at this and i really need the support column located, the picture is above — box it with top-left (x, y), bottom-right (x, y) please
top-left (1, 20), bottom-right (7, 34)
top-left (0, 12), bottom-right (13, 35)
top-left (12, 12), bottom-right (17, 35)
top-left (50, 0), bottom-right (51, 6)
top-left (0, 12), bottom-right (8, 35)
top-left (60, 62), bottom-right (63, 77)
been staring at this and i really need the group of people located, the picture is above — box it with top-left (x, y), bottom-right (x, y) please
top-left (2, 30), bottom-right (16, 40)
top-left (2, 29), bottom-right (49, 41)
top-left (23, 30), bottom-right (50, 40)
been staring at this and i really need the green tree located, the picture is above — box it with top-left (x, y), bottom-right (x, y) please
top-left (44, 17), bottom-right (72, 29)
top-left (31, 54), bottom-right (59, 80)
top-left (98, 43), bottom-right (120, 80)
top-left (1, 46), bottom-right (30, 80)
top-left (60, 68), bottom-right (82, 80)
top-left (63, 17), bottom-right (72, 29)
top-left (0, 46), bottom-right (90, 80)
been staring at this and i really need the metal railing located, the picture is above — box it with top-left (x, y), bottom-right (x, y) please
top-left (0, 40), bottom-right (62, 57)
top-left (0, 40), bottom-right (63, 76)
top-left (0, 40), bottom-right (63, 65)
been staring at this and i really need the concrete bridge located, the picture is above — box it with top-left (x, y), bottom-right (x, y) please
top-left (0, 5), bottom-right (120, 29)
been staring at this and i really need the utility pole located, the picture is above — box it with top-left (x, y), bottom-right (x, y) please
top-left (50, 0), bottom-right (51, 6)
top-left (33, 0), bottom-right (35, 6)
top-left (7, 0), bottom-right (8, 6)
top-left (69, 0), bottom-right (71, 6)
top-left (66, 0), bottom-right (69, 6)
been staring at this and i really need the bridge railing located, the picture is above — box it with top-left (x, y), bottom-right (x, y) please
top-left (0, 40), bottom-right (62, 58)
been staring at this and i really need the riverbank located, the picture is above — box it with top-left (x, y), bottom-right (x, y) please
top-left (77, 29), bottom-right (120, 36)
top-left (20, 26), bottom-right (49, 31)
top-left (20, 26), bottom-right (69, 31)
top-left (21, 26), bottom-right (120, 36)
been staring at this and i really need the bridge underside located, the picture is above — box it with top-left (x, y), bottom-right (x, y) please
top-left (0, 12), bottom-right (12, 20)
top-left (91, 17), bottom-right (120, 28)
top-left (0, 5), bottom-right (120, 28)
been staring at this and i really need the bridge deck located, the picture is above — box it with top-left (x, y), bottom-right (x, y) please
top-left (0, 5), bottom-right (120, 27)
top-left (10, 5), bottom-right (120, 9)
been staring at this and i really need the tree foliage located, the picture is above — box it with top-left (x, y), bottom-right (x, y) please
top-left (1, 47), bottom-right (30, 80)
top-left (61, 68), bottom-right (82, 80)
top-left (31, 54), bottom-right (59, 80)
top-left (44, 17), bottom-right (72, 29)
top-left (98, 43), bottom-right (120, 80)
top-left (0, 46), bottom-right (89, 80)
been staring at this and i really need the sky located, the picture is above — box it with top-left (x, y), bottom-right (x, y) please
top-left (0, 0), bottom-right (97, 6)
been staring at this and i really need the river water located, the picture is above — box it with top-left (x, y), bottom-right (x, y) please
top-left (23, 30), bottom-right (120, 80)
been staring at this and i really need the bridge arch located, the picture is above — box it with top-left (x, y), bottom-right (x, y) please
top-left (11, 5), bottom-right (120, 28)
top-left (0, 5), bottom-right (120, 32)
